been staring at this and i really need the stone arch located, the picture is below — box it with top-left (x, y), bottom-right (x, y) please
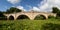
top-left (9, 15), bottom-right (14, 20)
top-left (34, 14), bottom-right (47, 20)
top-left (16, 14), bottom-right (30, 20)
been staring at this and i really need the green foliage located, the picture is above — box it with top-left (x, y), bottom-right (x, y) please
top-left (0, 23), bottom-right (15, 30)
top-left (0, 11), bottom-right (5, 17)
top-left (57, 11), bottom-right (60, 16)
top-left (5, 7), bottom-right (22, 14)
top-left (34, 15), bottom-right (46, 20)
top-left (56, 17), bottom-right (60, 19)
top-left (0, 11), bottom-right (7, 20)
top-left (56, 11), bottom-right (60, 19)
top-left (48, 15), bottom-right (55, 19)
top-left (52, 7), bottom-right (60, 19)
top-left (0, 19), bottom-right (60, 30)
top-left (52, 7), bottom-right (59, 13)
top-left (42, 23), bottom-right (60, 30)
top-left (0, 17), bottom-right (7, 20)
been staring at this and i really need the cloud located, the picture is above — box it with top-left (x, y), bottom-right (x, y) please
top-left (16, 6), bottom-right (27, 11)
top-left (40, 0), bottom-right (60, 12)
top-left (7, 0), bottom-right (21, 4)
top-left (16, 6), bottom-right (23, 10)
top-left (33, 0), bottom-right (60, 12)
top-left (32, 7), bottom-right (40, 11)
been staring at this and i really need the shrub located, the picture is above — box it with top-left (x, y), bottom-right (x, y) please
top-left (48, 15), bottom-right (55, 19)
top-left (56, 11), bottom-right (60, 19)
top-left (34, 15), bottom-right (46, 20)
top-left (0, 17), bottom-right (7, 20)
top-left (41, 23), bottom-right (60, 30)
top-left (0, 23), bottom-right (15, 30)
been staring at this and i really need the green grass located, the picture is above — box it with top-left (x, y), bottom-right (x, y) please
top-left (0, 19), bottom-right (60, 30)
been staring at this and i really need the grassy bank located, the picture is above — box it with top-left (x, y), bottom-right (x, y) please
top-left (0, 19), bottom-right (60, 30)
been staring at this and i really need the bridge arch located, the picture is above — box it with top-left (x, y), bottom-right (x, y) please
top-left (4, 12), bottom-right (56, 20)
top-left (16, 14), bottom-right (30, 20)
top-left (34, 14), bottom-right (48, 20)
top-left (9, 15), bottom-right (14, 20)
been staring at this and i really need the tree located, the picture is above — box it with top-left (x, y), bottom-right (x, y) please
top-left (52, 7), bottom-right (59, 13)
top-left (0, 11), bottom-right (7, 20)
top-left (0, 11), bottom-right (5, 17)
top-left (56, 11), bottom-right (60, 19)
top-left (57, 11), bottom-right (60, 16)
top-left (6, 7), bottom-right (22, 14)
top-left (52, 7), bottom-right (60, 19)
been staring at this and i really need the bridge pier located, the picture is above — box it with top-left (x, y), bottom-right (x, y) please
top-left (14, 18), bottom-right (17, 20)
top-left (30, 18), bottom-right (34, 20)
top-left (45, 15), bottom-right (48, 20)
top-left (6, 16), bottom-right (9, 20)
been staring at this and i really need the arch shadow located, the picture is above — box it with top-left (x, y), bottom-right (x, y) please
top-left (17, 15), bottom-right (30, 20)
top-left (34, 14), bottom-right (46, 20)
top-left (9, 15), bottom-right (14, 20)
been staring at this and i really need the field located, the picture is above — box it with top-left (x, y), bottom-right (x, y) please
top-left (0, 19), bottom-right (60, 30)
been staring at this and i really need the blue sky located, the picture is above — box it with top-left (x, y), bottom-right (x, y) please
top-left (0, 0), bottom-right (60, 12)
top-left (0, 0), bottom-right (42, 11)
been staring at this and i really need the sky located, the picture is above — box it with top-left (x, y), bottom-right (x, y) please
top-left (0, 0), bottom-right (60, 12)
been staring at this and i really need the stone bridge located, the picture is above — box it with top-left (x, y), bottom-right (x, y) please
top-left (4, 11), bottom-right (56, 20)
